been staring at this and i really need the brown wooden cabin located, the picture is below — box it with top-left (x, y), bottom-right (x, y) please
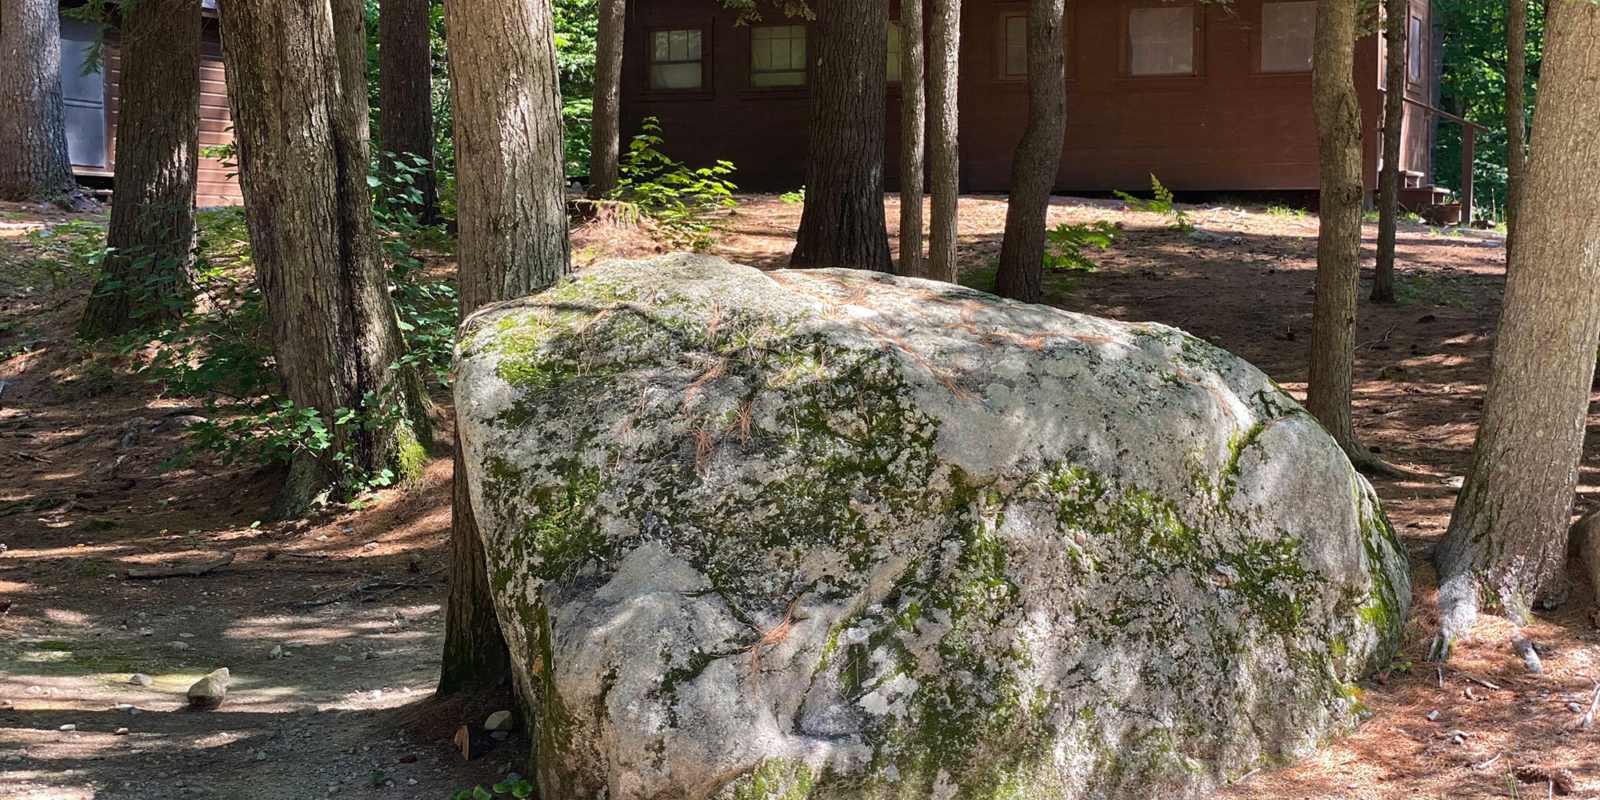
top-left (57, 1), bottom-right (242, 206)
top-left (620, 0), bottom-right (1450, 210)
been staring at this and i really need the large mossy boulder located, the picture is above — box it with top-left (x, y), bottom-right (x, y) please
top-left (455, 255), bottom-right (1409, 800)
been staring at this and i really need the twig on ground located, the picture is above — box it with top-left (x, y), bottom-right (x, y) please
top-left (1355, 324), bottom-right (1397, 351)
top-left (1473, 751), bottom-right (1503, 770)
top-left (125, 553), bottom-right (234, 579)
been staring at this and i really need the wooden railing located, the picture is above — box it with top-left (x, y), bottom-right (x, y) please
top-left (1400, 95), bottom-right (1491, 223)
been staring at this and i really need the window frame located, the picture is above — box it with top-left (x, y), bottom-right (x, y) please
top-left (1406, 12), bottom-right (1425, 86)
top-left (888, 18), bottom-right (905, 84)
top-left (994, 2), bottom-right (1076, 84)
top-left (1254, 0), bottom-right (1316, 76)
top-left (1120, 0), bottom-right (1204, 79)
top-left (747, 22), bottom-right (810, 89)
top-left (643, 25), bottom-right (712, 94)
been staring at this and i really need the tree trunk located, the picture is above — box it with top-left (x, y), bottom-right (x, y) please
top-left (78, 0), bottom-right (200, 340)
top-left (790, 0), bottom-right (893, 272)
top-left (1307, 0), bottom-right (1378, 471)
top-left (439, 0), bottom-right (569, 695)
top-left (1504, 0), bottom-right (1528, 248)
top-left (895, 0), bottom-right (925, 278)
top-left (1370, 0), bottom-right (1406, 304)
top-left (994, 0), bottom-right (1067, 304)
top-left (587, 0), bottom-right (625, 199)
top-left (0, 0), bottom-right (77, 201)
top-left (218, 0), bottom-right (431, 521)
top-left (379, 0), bottom-right (440, 223)
top-left (926, 0), bottom-right (961, 282)
top-left (1431, 0), bottom-right (1600, 661)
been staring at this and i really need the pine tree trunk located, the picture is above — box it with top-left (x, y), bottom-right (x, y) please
top-left (1307, 0), bottom-right (1376, 470)
top-left (1431, 0), bottom-right (1600, 661)
top-left (1504, 0), bottom-right (1528, 248)
top-left (926, 0), bottom-right (961, 282)
top-left (439, 0), bottom-right (569, 695)
top-left (994, 0), bottom-right (1067, 304)
top-left (379, 0), bottom-right (440, 223)
top-left (218, 0), bottom-right (431, 521)
top-left (79, 0), bottom-right (200, 340)
top-left (588, 0), bottom-right (625, 199)
top-left (790, 0), bottom-right (893, 272)
top-left (1370, 0), bottom-right (1406, 304)
top-left (0, 0), bottom-right (78, 201)
top-left (894, 0), bottom-right (925, 278)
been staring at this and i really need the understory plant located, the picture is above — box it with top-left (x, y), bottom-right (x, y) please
top-left (1115, 173), bottom-right (1194, 232)
top-left (1043, 220), bottom-right (1120, 272)
top-left (611, 117), bottom-right (739, 250)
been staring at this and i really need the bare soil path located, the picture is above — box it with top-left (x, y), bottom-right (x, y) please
top-left (4, 194), bottom-right (1599, 799)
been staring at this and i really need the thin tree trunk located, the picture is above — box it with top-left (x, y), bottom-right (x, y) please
top-left (79, 0), bottom-right (201, 340)
top-left (926, 0), bottom-right (960, 282)
top-left (994, 0), bottom-right (1067, 303)
top-left (379, 0), bottom-right (440, 223)
top-left (1371, 0), bottom-right (1406, 304)
top-left (218, 0), bottom-right (431, 521)
top-left (790, 0), bottom-right (893, 272)
top-left (588, 0), bottom-right (625, 199)
top-left (895, 0), bottom-right (925, 278)
top-left (1308, 0), bottom-right (1381, 472)
top-left (1431, 0), bottom-right (1600, 661)
top-left (1504, 0), bottom-right (1528, 249)
top-left (439, 0), bottom-right (569, 696)
top-left (0, 0), bottom-right (78, 201)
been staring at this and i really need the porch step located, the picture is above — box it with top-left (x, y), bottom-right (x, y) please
top-left (1395, 184), bottom-right (1458, 225)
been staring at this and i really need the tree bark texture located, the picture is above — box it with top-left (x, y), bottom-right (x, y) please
top-left (379, 0), bottom-right (440, 223)
top-left (926, 0), bottom-right (961, 282)
top-left (1432, 0), bottom-right (1600, 659)
top-left (1307, 0), bottom-right (1372, 468)
top-left (894, 0), bottom-right (925, 278)
top-left (994, 0), bottom-right (1067, 304)
top-left (79, 0), bottom-right (201, 340)
top-left (440, 0), bottom-right (570, 696)
top-left (0, 0), bottom-right (77, 201)
top-left (587, 0), bottom-right (625, 199)
top-left (1371, 0), bottom-right (1407, 304)
top-left (790, 0), bottom-right (894, 272)
top-left (218, 0), bottom-right (430, 521)
top-left (1504, 0), bottom-right (1528, 248)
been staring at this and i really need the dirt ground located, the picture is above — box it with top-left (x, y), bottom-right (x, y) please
top-left (5, 193), bottom-right (1599, 799)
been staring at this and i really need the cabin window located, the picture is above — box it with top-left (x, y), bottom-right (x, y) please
top-left (1127, 5), bottom-right (1195, 76)
top-left (1408, 15), bottom-right (1424, 82)
top-left (1259, 1), bottom-right (1314, 73)
top-left (887, 21), bottom-right (903, 82)
top-left (751, 24), bottom-right (807, 87)
top-left (1004, 14), bottom-right (1028, 76)
top-left (648, 29), bottom-right (705, 90)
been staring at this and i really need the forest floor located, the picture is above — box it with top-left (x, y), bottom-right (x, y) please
top-left (3, 193), bottom-right (1598, 800)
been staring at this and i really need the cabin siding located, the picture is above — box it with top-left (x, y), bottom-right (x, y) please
top-left (620, 0), bottom-right (1437, 196)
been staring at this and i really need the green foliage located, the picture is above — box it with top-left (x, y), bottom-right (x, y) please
top-left (1114, 174), bottom-right (1193, 232)
top-left (23, 220), bottom-right (108, 291)
top-left (613, 118), bottom-right (739, 250)
top-left (452, 772), bottom-right (535, 800)
top-left (555, 0), bottom-right (599, 177)
top-left (1043, 221), bottom-right (1119, 272)
top-left (1266, 204), bottom-right (1309, 218)
top-left (373, 154), bottom-right (458, 385)
top-left (1434, 0), bottom-right (1545, 221)
top-left (780, 187), bottom-right (806, 205)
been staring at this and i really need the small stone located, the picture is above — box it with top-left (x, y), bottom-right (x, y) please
top-left (138, 628), bottom-right (155, 637)
top-left (1568, 702), bottom-right (1586, 714)
top-left (363, 542), bottom-right (379, 551)
top-left (284, 642), bottom-right (306, 649)
top-left (333, 655), bottom-right (353, 663)
top-left (168, 641), bottom-right (190, 650)
top-left (297, 705), bottom-right (319, 717)
top-left (490, 730), bottom-right (510, 741)
top-left (114, 727), bottom-right (130, 736)
top-left (178, 632), bottom-right (196, 639)
top-left (183, 605), bottom-right (196, 612)
top-left (363, 650), bottom-right (378, 660)
top-left (484, 710), bottom-right (514, 732)
top-left (408, 779), bottom-right (418, 786)
top-left (186, 668), bottom-right (230, 710)
top-left (1425, 710), bottom-right (1440, 721)
top-left (1446, 729), bottom-right (1470, 745)
top-left (129, 673), bottom-right (153, 687)
top-left (26, 685), bottom-right (42, 695)
top-left (5, 754), bottom-right (21, 762)
top-left (59, 724), bottom-right (77, 731)
top-left (111, 704), bottom-right (134, 712)
top-left (255, 750), bottom-right (268, 761)
top-left (268, 645), bottom-right (283, 660)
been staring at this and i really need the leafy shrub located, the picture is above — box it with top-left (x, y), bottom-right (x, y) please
top-left (612, 117), bottom-right (739, 250)
top-left (23, 220), bottom-right (108, 291)
top-left (1043, 220), bottom-right (1120, 272)
top-left (452, 771), bottom-right (535, 799)
top-left (780, 187), bottom-right (805, 205)
top-left (1115, 174), bottom-right (1193, 232)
